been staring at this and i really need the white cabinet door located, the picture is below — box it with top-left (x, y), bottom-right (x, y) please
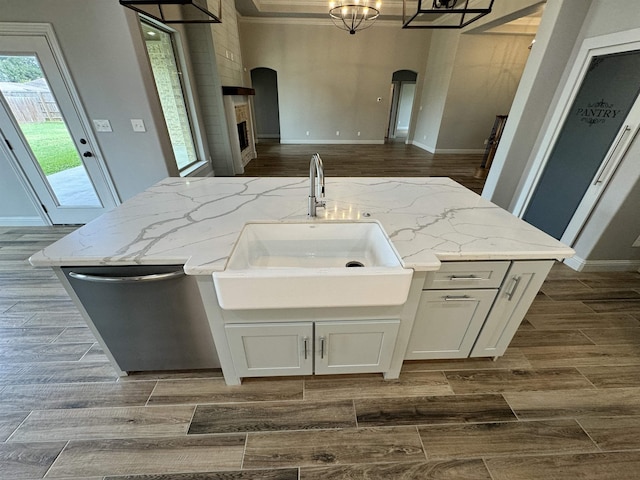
top-left (406, 289), bottom-right (497, 359)
top-left (315, 320), bottom-right (400, 375)
top-left (225, 322), bottom-right (313, 377)
top-left (471, 260), bottom-right (554, 357)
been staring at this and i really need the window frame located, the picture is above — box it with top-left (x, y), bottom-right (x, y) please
top-left (139, 17), bottom-right (208, 176)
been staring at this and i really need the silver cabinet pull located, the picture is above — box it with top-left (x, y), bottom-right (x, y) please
top-left (444, 295), bottom-right (476, 301)
top-left (68, 270), bottom-right (184, 283)
top-left (303, 336), bottom-right (309, 360)
top-left (594, 125), bottom-right (630, 185)
top-left (506, 276), bottom-right (522, 301)
top-left (319, 336), bottom-right (326, 359)
top-left (449, 275), bottom-right (482, 280)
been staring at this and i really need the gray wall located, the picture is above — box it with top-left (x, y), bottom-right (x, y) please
top-left (0, 0), bottom-right (176, 223)
top-left (412, 30), bottom-right (460, 151)
top-left (437, 33), bottom-right (532, 151)
top-left (239, 21), bottom-right (431, 143)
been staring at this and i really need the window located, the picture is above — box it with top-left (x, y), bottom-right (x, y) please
top-left (142, 21), bottom-right (200, 173)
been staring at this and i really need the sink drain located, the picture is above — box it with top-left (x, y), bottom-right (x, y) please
top-left (345, 261), bottom-right (365, 268)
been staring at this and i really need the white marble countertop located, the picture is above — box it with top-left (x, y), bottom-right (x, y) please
top-left (29, 177), bottom-right (574, 274)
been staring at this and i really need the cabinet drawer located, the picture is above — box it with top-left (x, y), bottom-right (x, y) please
top-left (423, 261), bottom-right (510, 290)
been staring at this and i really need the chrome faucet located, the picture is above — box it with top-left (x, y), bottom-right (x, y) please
top-left (308, 153), bottom-right (325, 217)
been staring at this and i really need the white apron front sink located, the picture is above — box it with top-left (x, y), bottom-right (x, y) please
top-left (213, 221), bottom-right (414, 310)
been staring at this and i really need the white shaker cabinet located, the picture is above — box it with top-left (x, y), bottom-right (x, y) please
top-left (225, 319), bottom-right (400, 379)
top-left (406, 289), bottom-right (498, 359)
top-left (471, 260), bottom-right (554, 357)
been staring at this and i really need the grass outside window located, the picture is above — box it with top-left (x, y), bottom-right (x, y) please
top-left (19, 121), bottom-right (82, 176)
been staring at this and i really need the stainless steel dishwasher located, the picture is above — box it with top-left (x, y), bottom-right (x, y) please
top-left (62, 265), bottom-right (219, 372)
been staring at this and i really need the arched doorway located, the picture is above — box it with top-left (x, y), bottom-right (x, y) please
top-left (386, 70), bottom-right (417, 143)
top-left (250, 67), bottom-right (280, 142)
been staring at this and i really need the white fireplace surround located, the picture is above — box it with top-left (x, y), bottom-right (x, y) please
top-left (222, 91), bottom-right (257, 174)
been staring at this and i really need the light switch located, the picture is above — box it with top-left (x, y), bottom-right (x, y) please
top-left (93, 119), bottom-right (112, 132)
top-left (131, 119), bottom-right (146, 132)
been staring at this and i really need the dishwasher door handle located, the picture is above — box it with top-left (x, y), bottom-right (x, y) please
top-left (68, 270), bottom-right (185, 283)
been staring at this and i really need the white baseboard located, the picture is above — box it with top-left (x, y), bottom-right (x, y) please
top-left (0, 216), bottom-right (46, 226)
top-left (564, 255), bottom-right (640, 272)
top-left (280, 139), bottom-right (385, 145)
top-left (410, 140), bottom-right (435, 153)
top-left (434, 148), bottom-right (486, 154)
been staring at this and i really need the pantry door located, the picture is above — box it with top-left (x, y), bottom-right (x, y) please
top-left (0, 24), bottom-right (117, 224)
top-left (522, 48), bottom-right (640, 240)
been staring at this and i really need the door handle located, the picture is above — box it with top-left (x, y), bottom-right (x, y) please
top-left (303, 337), bottom-right (309, 360)
top-left (68, 270), bottom-right (184, 283)
top-left (319, 336), bottom-right (326, 359)
top-left (444, 295), bottom-right (477, 301)
top-left (449, 275), bottom-right (482, 281)
top-left (506, 276), bottom-right (522, 301)
top-left (594, 125), bottom-right (630, 185)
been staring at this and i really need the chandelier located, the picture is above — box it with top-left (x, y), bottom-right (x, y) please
top-left (403, 0), bottom-right (494, 29)
top-left (329, 1), bottom-right (381, 35)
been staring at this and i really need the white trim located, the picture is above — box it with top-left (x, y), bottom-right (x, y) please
top-left (564, 256), bottom-right (640, 273)
top-left (411, 140), bottom-right (435, 153)
top-left (433, 148), bottom-right (485, 154)
top-left (512, 29), bottom-right (640, 218)
top-left (0, 216), bottom-right (46, 226)
top-left (280, 139), bottom-right (384, 145)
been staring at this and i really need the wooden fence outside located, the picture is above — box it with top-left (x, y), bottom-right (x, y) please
top-left (3, 91), bottom-right (62, 123)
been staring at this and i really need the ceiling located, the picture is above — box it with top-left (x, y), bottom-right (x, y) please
top-left (234, 0), bottom-right (544, 33)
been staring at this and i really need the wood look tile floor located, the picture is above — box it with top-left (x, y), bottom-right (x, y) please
top-left (2, 144), bottom-right (640, 478)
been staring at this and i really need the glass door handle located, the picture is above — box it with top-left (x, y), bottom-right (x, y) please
top-left (594, 125), bottom-right (630, 185)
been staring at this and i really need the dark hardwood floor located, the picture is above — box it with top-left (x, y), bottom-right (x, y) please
top-left (242, 141), bottom-right (487, 194)
top-left (1, 144), bottom-right (640, 478)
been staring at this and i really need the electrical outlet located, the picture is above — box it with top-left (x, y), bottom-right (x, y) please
top-left (336, 131), bottom-right (340, 136)
top-left (93, 119), bottom-right (112, 132)
top-left (131, 119), bottom-right (146, 132)
top-left (306, 131), bottom-right (310, 136)
top-left (357, 131), bottom-right (361, 136)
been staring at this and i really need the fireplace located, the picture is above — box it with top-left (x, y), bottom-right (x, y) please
top-left (237, 121), bottom-right (249, 151)
top-left (222, 86), bottom-right (256, 173)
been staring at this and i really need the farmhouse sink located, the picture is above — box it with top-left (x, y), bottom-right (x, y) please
top-left (213, 221), bottom-right (413, 310)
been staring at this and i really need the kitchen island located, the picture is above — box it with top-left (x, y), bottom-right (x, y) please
top-left (30, 177), bottom-right (574, 385)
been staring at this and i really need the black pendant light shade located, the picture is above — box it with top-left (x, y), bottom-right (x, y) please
top-left (119, 0), bottom-right (222, 24)
top-left (403, 0), bottom-right (494, 29)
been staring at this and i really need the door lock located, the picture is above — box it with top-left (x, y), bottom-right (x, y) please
top-left (83, 151), bottom-right (93, 158)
